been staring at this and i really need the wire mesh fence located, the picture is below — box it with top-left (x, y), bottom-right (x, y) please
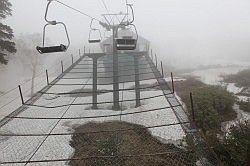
top-left (0, 51), bottom-right (220, 165)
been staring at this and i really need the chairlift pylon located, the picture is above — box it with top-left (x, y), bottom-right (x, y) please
top-left (36, 0), bottom-right (70, 54)
top-left (88, 19), bottom-right (102, 43)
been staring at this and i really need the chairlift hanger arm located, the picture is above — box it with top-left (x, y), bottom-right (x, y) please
top-left (45, 0), bottom-right (57, 25)
top-left (127, 4), bottom-right (135, 24)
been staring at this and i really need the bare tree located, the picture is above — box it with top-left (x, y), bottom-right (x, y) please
top-left (15, 33), bottom-right (47, 96)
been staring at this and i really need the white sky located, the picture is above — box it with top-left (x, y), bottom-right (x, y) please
top-left (5, 0), bottom-right (250, 68)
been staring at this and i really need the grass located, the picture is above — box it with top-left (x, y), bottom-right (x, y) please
top-left (173, 77), bottom-right (237, 123)
top-left (223, 68), bottom-right (250, 88)
top-left (69, 121), bottom-right (197, 166)
top-left (238, 101), bottom-right (250, 113)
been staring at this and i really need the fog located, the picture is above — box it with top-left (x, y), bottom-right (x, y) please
top-left (5, 0), bottom-right (250, 68)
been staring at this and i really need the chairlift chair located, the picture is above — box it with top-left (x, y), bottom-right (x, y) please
top-left (37, 22), bottom-right (70, 54)
top-left (88, 19), bottom-right (102, 43)
top-left (36, 0), bottom-right (70, 54)
top-left (116, 24), bottom-right (138, 50)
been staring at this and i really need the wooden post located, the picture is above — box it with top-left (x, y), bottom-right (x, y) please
top-left (155, 54), bottom-right (158, 68)
top-left (161, 61), bottom-right (164, 78)
top-left (151, 49), bottom-right (153, 60)
top-left (61, 61), bottom-right (63, 73)
top-left (171, 72), bottom-right (175, 93)
top-left (18, 85), bottom-right (24, 105)
top-left (46, 69), bottom-right (49, 85)
top-left (92, 57), bottom-right (98, 109)
top-left (134, 56), bottom-right (141, 107)
top-left (190, 92), bottom-right (195, 122)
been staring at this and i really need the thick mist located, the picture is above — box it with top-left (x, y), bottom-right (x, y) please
top-left (5, 0), bottom-right (250, 69)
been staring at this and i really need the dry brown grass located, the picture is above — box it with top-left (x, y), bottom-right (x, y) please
top-left (69, 121), bottom-right (197, 166)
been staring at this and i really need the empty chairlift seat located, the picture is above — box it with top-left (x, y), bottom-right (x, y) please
top-left (37, 44), bottom-right (67, 54)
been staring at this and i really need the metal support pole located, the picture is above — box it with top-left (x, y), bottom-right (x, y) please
top-left (46, 69), bottom-right (49, 85)
top-left (155, 54), bottom-right (158, 68)
top-left (151, 49), bottom-right (153, 60)
top-left (61, 61), bottom-right (63, 73)
top-left (161, 61), bottom-right (164, 78)
top-left (171, 72), bottom-right (175, 93)
top-left (134, 56), bottom-right (141, 107)
top-left (190, 92), bottom-right (195, 122)
top-left (92, 57), bottom-right (98, 109)
top-left (71, 55), bottom-right (74, 65)
top-left (112, 26), bottom-right (120, 110)
top-left (18, 85), bottom-right (24, 105)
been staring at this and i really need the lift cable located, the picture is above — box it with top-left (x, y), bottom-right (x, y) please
top-left (54, 0), bottom-right (102, 22)
top-left (100, 0), bottom-right (112, 21)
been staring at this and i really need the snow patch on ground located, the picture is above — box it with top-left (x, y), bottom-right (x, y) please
top-left (185, 66), bottom-right (247, 85)
top-left (226, 83), bottom-right (243, 94)
top-left (0, 57), bottom-right (186, 165)
top-left (221, 104), bottom-right (250, 132)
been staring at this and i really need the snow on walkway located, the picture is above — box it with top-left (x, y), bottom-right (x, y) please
top-left (0, 56), bottom-right (186, 165)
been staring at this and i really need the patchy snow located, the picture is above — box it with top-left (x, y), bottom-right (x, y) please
top-left (0, 56), bottom-right (186, 165)
top-left (226, 83), bottom-right (243, 94)
top-left (221, 104), bottom-right (250, 132)
top-left (237, 95), bottom-right (250, 102)
top-left (185, 66), bottom-right (247, 85)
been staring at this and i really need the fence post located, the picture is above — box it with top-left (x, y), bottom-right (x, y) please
top-left (155, 54), bottom-right (158, 69)
top-left (61, 60), bottom-right (63, 73)
top-left (190, 92), bottom-right (195, 122)
top-left (151, 49), bottom-right (153, 60)
top-left (134, 56), bottom-right (141, 107)
top-left (18, 85), bottom-right (24, 105)
top-left (46, 69), bottom-right (49, 85)
top-left (171, 72), bottom-right (175, 93)
top-left (161, 61), bottom-right (164, 78)
top-left (71, 54), bottom-right (74, 64)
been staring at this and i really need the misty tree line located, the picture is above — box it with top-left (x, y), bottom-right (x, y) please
top-left (0, 0), bottom-right (16, 64)
top-left (0, 0), bottom-right (49, 96)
